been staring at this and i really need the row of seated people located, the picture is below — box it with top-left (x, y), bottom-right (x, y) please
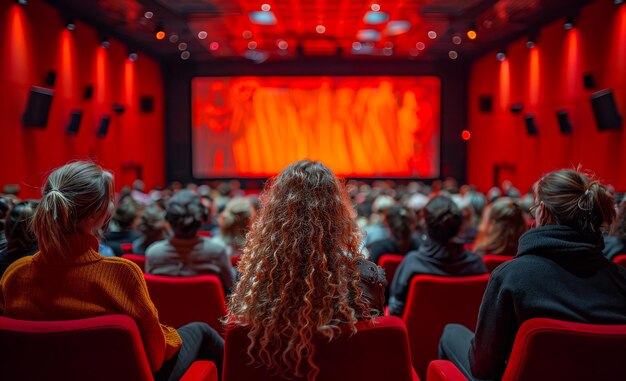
top-left (1, 160), bottom-right (626, 381)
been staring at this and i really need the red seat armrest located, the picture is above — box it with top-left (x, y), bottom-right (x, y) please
top-left (427, 360), bottom-right (468, 381)
top-left (180, 361), bottom-right (218, 381)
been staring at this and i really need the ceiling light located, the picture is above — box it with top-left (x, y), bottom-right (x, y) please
top-left (169, 34), bottom-right (179, 43)
top-left (496, 51), bottom-right (506, 61)
top-left (352, 42), bottom-right (362, 50)
top-left (371, 3), bottom-right (380, 11)
top-left (198, 31), bottom-right (208, 40)
top-left (181, 51), bottom-right (190, 60)
top-left (178, 42), bottom-right (187, 51)
top-left (415, 42), bottom-right (425, 50)
top-left (242, 30), bottom-right (252, 39)
top-left (357, 29), bottom-right (381, 41)
top-left (452, 35), bottom-right (462, 45)
top-left (427, 31), bottom-right (437, 39)
top-left (467, 30), bottom-right (477, 40)
top-left (386, 20), bottom-right (411, 36)
top-left (144, 11), bottom-right (153, 19)
top-left (250, 11), bottom-right (276, 25)
top-left (248, 41), bottom-right (258, 50)
top-left (277, 40), bottom-right (288, 50)
top-left (526, 39), bottom-right (535, 49)
top-left (449, 50), bottom-right (458, 59)
top-left (155, 24), bottom-right (165, 40)
top-left (316, 25), bottom-right (326, 34)
top-left (65, 18), bottom-right (76, 31)
top-left (261, 3), bottom-right (271, 11)
top-left (364, 11), bottom-right (389, 24)
top-left (210, 42), bottom-right (219, 51)
top-left (100, 37), bottom-right (110, 49)
top-left (128, 52), bottom-right (138, 62)
top-left (563, 17), bottom-right (574, 30)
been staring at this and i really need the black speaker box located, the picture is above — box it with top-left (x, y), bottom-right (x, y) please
top-left (84, 85), bottom-right (93, 100)
top-left (582, 72), bottom-right (595, 90)
top-left (22, 86), bottom-right (55, 128)
top-left (97, 115), bottom-right (111, 138)
top-left (590, 89), bottom-right (622, 130)
top-left (112, 103), bottom-right (126, 114)
top-left (556, 109), bottom-right (572, 134)
top-left (66, 110), bottom-right (82, 135)
top-left (510, 103), bottom-right (524, 113)
top-left (479, 95), bottom-right (493, 113)
top-left (140, 96), bottom-right (154, 113)
top-left (525, 114), bottom-right (539, 136)
top-left (45, 71), bottom-right (57, 87)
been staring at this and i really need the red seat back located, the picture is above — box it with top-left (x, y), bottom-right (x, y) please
top-left (613, 254), bottom-right (626, 268)
top-left (403, 274), bottom-right (490, 379)
top-left (482, 255), bottom-right (514, 272)
top-left (123, 254), bottom-right (146, 272)
top-left (223, 316), bottom-right (419, 381)
top-left (0, 315), bottom-right (153, 381)
top-left (144, 274), bottom-right (226, 334)
top-left (502, 318), bottom-right (626, 381)
top-left (379, 254), bottom-right (404, 285)
top-left (121, 243), bottom-right (134, 254)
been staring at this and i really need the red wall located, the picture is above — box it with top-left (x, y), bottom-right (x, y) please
top-left (468, 1), bottom-right (626, 193)
top-left (0, 0), bottom-right (165, 198)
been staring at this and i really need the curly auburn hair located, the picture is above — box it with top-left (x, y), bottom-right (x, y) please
top-left (225, 160), bottom-right (374, 380)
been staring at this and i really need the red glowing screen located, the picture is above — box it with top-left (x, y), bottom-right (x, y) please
top-left (191, 76), bottom-right (440, 178)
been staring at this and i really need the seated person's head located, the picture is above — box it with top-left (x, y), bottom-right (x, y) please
top-left (111, 199), bottom-right (137, 231)
top-left (5, 200), bottom-right (39, 253)
top-left (218, 197), bottom-right (253, 244)
top-left (610, 199), bottom-right (626, 239)
top-left (33, 161), bottom-right (114, 254)
top-left (474, 198), bottom-right (526, 256)
top-left (166, 190), bottom-right (204, 239)
top-left (424, 195), bottom-right (463, 243)
top-left (137, 205), bottom-right (167, 239)
top-left (383, 204), bottom-right (417, 252)
top-left (534, 169), bottom-right (614, 239)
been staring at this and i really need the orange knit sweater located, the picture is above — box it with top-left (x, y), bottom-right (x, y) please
top-left (0, 233), bottom-right (181, 372)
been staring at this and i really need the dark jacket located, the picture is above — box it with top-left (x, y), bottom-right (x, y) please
top-left (367, 235), bottom-right (423, 265)
top-left (0, 245), bottom-right (38, 278)
top-left (356, 259), bottom-right (387, 316)
top-left (470, 225), bottom-right (626, 380)
top-left (603, 235), bottom-right (626, 260)
top-left (388, 238), bottom-right (487, 316)
top-left (104, 230), bottom-right (142, 257)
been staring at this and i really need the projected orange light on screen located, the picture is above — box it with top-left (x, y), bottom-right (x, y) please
top-left (191, 76), bottom-right (441, 178)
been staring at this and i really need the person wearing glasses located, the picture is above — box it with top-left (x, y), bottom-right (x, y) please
top-left (438, 168), bottom-right (626, 381)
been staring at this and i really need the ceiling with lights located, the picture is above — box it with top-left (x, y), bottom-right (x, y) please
top-left (45, 0), bottom-right (592, 63)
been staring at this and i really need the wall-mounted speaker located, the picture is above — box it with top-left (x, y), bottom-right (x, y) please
top-left (582, 72), bottom-right (596, 90)
top-left (45, 71), bottom-right (57, 87)
top-left (140, 96), bottom-right (154, 113)
top-left (590, 89), bottom-right (622, 130)
top-left (112, 103), bottom-right (126, 114)
top-left (97, 115), bottom-right (111, 138)
top-left (510, 103), bottom-right (524, 113)
top-left (525, 114), bottom-right (539, 136)
top-left (479, 95), bottom-right (493, 113)
top-left (556, 109), bottom-right (572, 134)
top-left (84, 85), bottom-right (93, 100)
top-left (22, 86), bottom-right (54, 128)
top-left (66, 110), bottom-right (82, 136)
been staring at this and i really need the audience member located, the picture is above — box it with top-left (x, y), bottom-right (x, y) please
top-left (472, 198), bottom-right (526, 256)
top-left (439, 168), bottom-right (626, 381)
top-left (214, 197), bottom-right (253, 260)
top-left (604, 199), bottom-right (626, 259)
top-left (0, 161), bottom-right (224, 380)
top-left (226, 160), bottom-right (386, 380)
top-left (0, 196), bottom-right (12, 252)
top-left (104, 199), bottom-right (141, 256)
top-left (388, 195), bottom-right (487, 316)
top-left (133, 205), bottom-right (168, 255)
top-left (145, 190), bottom-right (233, 293)
top-left (367, 204), bottom-right (421, 264)
top-left (0, 200), bottom-right (39, 277)
top-left (362, 194), bottom-right (395, 245)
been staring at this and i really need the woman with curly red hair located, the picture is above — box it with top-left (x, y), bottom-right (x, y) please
top-left (225, 160), bottom-right (386, 380)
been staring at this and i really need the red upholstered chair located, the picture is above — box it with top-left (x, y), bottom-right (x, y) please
top-left (121, 242), bottom-right (134, 254)
top-left (426, 318), bottom-right (626, 381)
top-left (613, 254), bottom-right (626, 268)
top-left (123, 253), bottom-right (146, 271)
top-left (403, 274), bottom-right (490, 379)
top-left (379, 254), bottom-right (404, 285)
top-left (144, 274), bottom-right (227, 334)
top-left (198, 230), bottom-right (213, 238)
top-left (223, 315), bottom-right (420, 381)
top-left (0, 314), bottom-right (217, 381)
top-left (482, 255), bottom-right (514, 273)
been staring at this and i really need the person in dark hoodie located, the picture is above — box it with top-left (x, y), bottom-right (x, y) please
top-left (388, 195), bottom-right (487, 316)
top-left (603, 198), bottom-right (626, 260)
top-left (438, 168), bottom-right (626, 381)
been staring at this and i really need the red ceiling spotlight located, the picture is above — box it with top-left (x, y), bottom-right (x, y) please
top-left (466, 22), bottom-right (477, 40)
top-left (155, 24), bottom-right (165, 40)
top-left (461, 130), bottom-right (471, 141)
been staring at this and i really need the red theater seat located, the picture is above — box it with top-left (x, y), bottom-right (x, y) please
top-left (123, 253), bottom-right (146, 271)
top-left (223, 316), bottom-right (420, 381)
top-left (379, 254), bottom-right (404, 285)
top-left (403, 274), bottom-right (490, 379)
top-left (0, 314), bottom-right (217, 381)
top-left (426, 318), bottom-right (626, 381)
top-left (613, 254), bottom-right (626, 268)
top-left (144, 274), bottom-right (226, 334)
top-left (482, 255), bottom-right (514, 272)
top-left (121, 242), bottom-right (134, 254)
top-left (198, 231), bottom-right (213, 238)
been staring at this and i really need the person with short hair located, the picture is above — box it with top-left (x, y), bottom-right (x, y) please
top-left (104, 199), bottom-right (141, 256)
top-left (604, 198), bottom-right (626, 259)
top-left (0, 200), bottom-right (39, 277)
top-left (367, 204), bottom-right (421, 265)
top-left (439, 168), bottom-right (626, 381)
top-left (388, 195), bottom-right (487, 317)
top-left (0, 161), bottom-right (224, 380)
top-left (132, 205), bottom-right (168, 255)
top-left (145, 190), bottom-right (234, 293)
